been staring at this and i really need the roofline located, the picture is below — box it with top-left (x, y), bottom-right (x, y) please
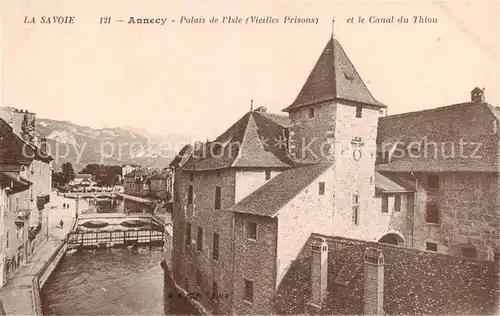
top-left (230, 162), bottom-right (333, 217)
top-left (380, 101), bottom-right (497, 121)
top-left (376, 166), bottom-right (499, 173)
top-left (283, 96), bottom-right (387, 112)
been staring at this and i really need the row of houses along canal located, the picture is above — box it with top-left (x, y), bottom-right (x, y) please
top-left (41, 195), bottom-right (200, 315)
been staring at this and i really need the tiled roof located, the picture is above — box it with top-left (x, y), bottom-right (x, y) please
top-left (375, 172), bottom-right (415, 193)
top-left (169, 144), bottom-right (193, 168)
top-left (0, 118), bottom-right (33, 165)
top-left (275, 233), bottom-right (499, 315)
top-left (181, 110), bottom-right (293, 171)
top-left (283, 36), bottom-right (385, 112)
top-left (150, 169), bottom-right (172, 179)
top-left (377, 101), bottom-right (500, 173)
top-left (230, 163), bottom-right (332, 217)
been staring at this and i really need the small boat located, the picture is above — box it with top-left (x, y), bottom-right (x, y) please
top-left (66, 248), bottom-right (78, 254)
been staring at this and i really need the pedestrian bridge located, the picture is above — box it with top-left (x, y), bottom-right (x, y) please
top-left (68, 212), bottom-right (170, 249)
top-left (62, 192), bottom-right (117, 199)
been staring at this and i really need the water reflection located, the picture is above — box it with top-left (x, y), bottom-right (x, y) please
top-left (86, 197), bottom-right (153, 214)
top-left (41, 247), bottom-right (200, 315)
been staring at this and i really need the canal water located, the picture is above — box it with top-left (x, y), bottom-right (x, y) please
top-left (41, 247), bottom-right (200, 315)
top-left (42, 197), bottom-right (199, 315)
top-left (87, 197), bottom-right (153, 214)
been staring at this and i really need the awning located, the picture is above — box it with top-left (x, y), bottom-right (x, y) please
top-left (0, 172), bottom-right (32, 195)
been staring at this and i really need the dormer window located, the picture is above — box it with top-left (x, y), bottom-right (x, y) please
top-left (212, 143), bottom-right (223, 156)
top-left (308, 107), bottom-right (315, 118)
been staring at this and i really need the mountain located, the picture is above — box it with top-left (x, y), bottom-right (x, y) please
top-left (35, 118), bottom-right (191, 172)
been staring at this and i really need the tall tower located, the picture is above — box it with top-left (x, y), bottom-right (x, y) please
top-left (283, 34), bottom-right (386, 237)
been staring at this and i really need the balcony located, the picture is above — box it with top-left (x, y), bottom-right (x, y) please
top-left (37, 194), bottom-right (50, 210)
top-left (28, 223), bottom-right (42, 241)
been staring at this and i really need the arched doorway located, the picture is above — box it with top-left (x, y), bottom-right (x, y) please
top-left (378, 233), bottom-right (404, 246)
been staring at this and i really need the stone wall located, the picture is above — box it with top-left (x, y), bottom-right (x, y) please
top-left (232, 213), bottom-right (277, 314)
top-left (288, 102), bottom-right (334, 162)
top-left (275, 234), bottom-right (499, 315)
top-left (413, 172), bottom-right (499, 259)
top-left (172, 168), bottom-right (236, 315)
top-left (275, 167), bottom-right (334, 287)
top-left (372, 192), bottom-right (415, 246)
top-left (332, 103), bottom-right (386, 242)
top-left (234, 169), bottom-right (282, 203)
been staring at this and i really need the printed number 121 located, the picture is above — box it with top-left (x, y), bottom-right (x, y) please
top-left (100, 17), bottom-right (111, 24)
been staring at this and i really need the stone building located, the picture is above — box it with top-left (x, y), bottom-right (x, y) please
top-left (170, 33), bottom-right (499, 315)
top-left (149, 168), bottom-right (173, 201)
top-left (0, 114), bottom-right (53, 288)
top-left (376, 88), bottom-right (500, 260)
top-left (123, 167), bottom-right (155, 197)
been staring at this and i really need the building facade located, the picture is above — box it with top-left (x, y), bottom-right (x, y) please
top-left (170, 34), bottom-right (500, 314)
top-left (149, 168), bottom-right (173, 201)
top-left (0, 114), bottom-right (53, 288)
top-left (376, 89), bottom-right (500, 260)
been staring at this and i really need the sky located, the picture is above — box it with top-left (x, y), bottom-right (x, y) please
top-left (1, 1), bottom-right (498, 141)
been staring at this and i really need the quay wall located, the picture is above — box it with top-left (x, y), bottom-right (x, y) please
top-left (31, 220), bottom-right (76, 316)
top-left (161, 260), bottom-right (208, 315)
top-left (116, 192), bottom-right (155, 205)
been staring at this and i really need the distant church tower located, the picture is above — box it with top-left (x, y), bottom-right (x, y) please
top-left (283, 31), bottom-right (386, 235)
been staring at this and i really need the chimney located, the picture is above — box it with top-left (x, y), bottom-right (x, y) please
top-left (308, 237), bottom-right (328, 310)
top-left (471, 87), bottom-right (485, 102)
top-left (40, 137), bottom-right (47, 153)
top-left (364, 247), bottom-right (385, 315)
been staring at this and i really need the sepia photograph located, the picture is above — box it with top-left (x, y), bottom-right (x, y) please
top-left (0, 0), bottom-right (498, 315)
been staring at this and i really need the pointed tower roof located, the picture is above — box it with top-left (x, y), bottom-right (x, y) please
top-left (283, 36), bottom-right (386, 112)
top-left (181, 109), bottom-right (293, 171)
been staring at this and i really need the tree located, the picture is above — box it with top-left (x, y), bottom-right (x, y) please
top-left (20, 113), bottom-right (35, 144)
top-left (61, 162), bottom-right (75, 185)
top-left (52, 171), bottom-right (64, 188)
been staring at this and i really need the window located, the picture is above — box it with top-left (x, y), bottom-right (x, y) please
top-left (185, 223), bottom-right (191, 250)
top-left (462, 245), bottom-right (477, 258)
top-left (197, 227), bottom-right (203, 251)
top-left (426, 242), bottom-right (438, 251)
top-left (246, 221), bottom-right (257, 240)
top-left (187, 185), bottom-right (193, 205)
top-left (6, 229), bottom-right (9, 249)
top-left (381, 196), bottom-right (389, 213)
top-left (243, 279), bottom-right (254, 303)
top-left (352, 206), bottom-right (359, 226)
top-left (265, 169), bottom-right (271, 180)
top-left (426, 202), bottom-right (439, 224)
top-left (212, 281), bottom-right (219, 301)
top-left (352, 193), bottom-right (359, 225)
top-left (213, 233), bottom-right (219, 261)
top-left (394, 195), bottom-right (401, 212)
top-left (214, 186), bottom-right (221, 210)
top-left (308, 107), bottom-right (315, 118)
top-left (189, 172), bottom-right (194, 181)
top-left (356, 105), bottom-right (362, 118)
top-left (212, 144), bottom-right (223, 156)
top-left (196, 270), bottom-right (202, 287)
top-left (216, 170), bottom-right (221, 178)
top-left (353, 194), bottom-right (359, 204)
top-left (318, 182), bottom-right (325, 195)
top-left (494, 252), bottom-right (499, 262)
top-left (427, 174), bottom-right (439, 190)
